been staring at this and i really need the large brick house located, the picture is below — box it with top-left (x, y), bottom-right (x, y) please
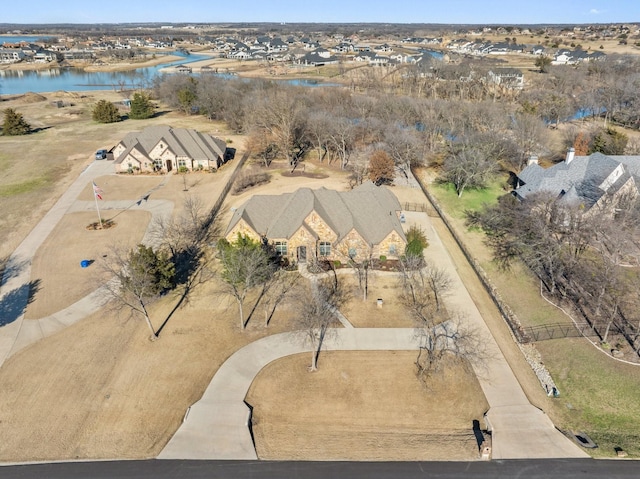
top-left (112, 125), bottom-right (231, 173)
top-left (225, 182), bottom-right (407, 263)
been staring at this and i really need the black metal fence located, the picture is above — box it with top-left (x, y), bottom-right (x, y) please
top-left (522, 321), bottom-right (624, 342)
top-left (403, 202), bottom-right (438, 217)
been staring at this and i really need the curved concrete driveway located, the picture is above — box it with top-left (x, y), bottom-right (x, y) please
top-left (0, 161), bottom-right (173, 363)
top-left (160, 210), bottom-right (588, 461)
top-left (159, 328), bottom-right (421, 460)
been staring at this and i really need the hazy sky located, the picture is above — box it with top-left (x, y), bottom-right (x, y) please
top-left (3, 0), bottom-right (639, 24)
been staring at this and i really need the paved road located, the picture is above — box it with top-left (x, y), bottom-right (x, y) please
top-left (0, 459), bottom-right (638, 479)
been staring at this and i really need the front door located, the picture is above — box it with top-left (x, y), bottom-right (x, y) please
top-left (297, 246), bottom-right (307, 263)
top-left (166, 159), bottom-right (173, 172)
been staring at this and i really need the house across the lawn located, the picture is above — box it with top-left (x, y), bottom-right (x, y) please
top-left (225, 182), bottom-right (407, 263)
top-left (514, 149), bottom-right (640, 213)
top-left (112, 125), bottom-right (232, 173)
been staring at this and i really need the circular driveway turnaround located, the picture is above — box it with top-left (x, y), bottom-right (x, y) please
top-left (160, 210), bottom-right (588, 461)
top-left (0, 161), bottom-right (174, 363)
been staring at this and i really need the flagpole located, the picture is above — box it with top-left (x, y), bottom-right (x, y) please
top-left (93, 180), bottom-right (103, 229)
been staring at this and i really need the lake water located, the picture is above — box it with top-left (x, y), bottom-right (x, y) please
top-left (0, 52), bottom-right (207, 95)
top-left (0, 35), bottom-right (57, 45)
top-left (0, 51), bottom-right (341, 95)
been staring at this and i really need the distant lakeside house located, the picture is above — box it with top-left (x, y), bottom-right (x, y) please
top-left (514, 149), bottom-right (640, 214)
top-left (225, 182), bottom-right (407, 264)
top-left (112, 125), bottom-right (233, 173)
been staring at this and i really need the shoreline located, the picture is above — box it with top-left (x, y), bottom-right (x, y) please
top-left (0, 50), bottom-right (210, 74)
top-left (83, 54), bottom-right (184, 72)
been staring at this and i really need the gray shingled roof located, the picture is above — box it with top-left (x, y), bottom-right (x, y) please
top-left (515, 153), bottom-right (640, 207)
top-left (226, 182), bottom-right (405, 244)
top-left (115, 126), bottom-right (225, 164)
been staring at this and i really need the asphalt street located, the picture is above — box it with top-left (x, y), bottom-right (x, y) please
top-left (0, 459), bottom-right (637, 479)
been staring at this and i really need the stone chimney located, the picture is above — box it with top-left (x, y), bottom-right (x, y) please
top-left (527, 155), bottom-right (539, 166)
top-left (565, 147), bottom-right (575, 164)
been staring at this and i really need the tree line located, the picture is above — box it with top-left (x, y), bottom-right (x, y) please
top-left (468, 190), bottom-right (640, 353)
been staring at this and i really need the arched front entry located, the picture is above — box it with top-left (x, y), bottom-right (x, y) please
top-left (166, 159), bottom-right (173, 172)
top-left (297, 246), bottom-right (307, 263)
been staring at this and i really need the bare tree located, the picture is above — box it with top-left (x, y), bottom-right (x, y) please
top-left (442, 142), bottom-right (498, 198)
top-left (324, 116), bottom-right (356, 169)
top-left (398, 256), bottom-right (483, 384)
top-left (295, 277), bottom-right (350, 371)
top-left (340, 246), bottom-right (375, 302)
top-left (415, 311), bottom-right (486, 384)
top-left (347, 149), bottom-right (370, 189)
top-left (398, 256), bottom-right (451, 313)
top-left (383, 126), bottom-right (423, 177)
top-left (244, 86), bottom-right (309, 167)
top-left (261, 269), bottom-right (300, 326)
top-left (306, 110), bottom-right (331, 162)
top-left (509, 111), bottom-right (549, 171)
top-left (246, 127), bottom-right (279, 167)
top-left (150, 195), bottom-right (218, 286)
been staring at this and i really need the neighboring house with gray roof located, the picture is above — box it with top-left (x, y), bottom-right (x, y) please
top-left (514, 149), bottom-right (640, 213)
top-left (112, 125), bottom-right (230, 173)
top-left (225, 182), bottom-right (407, 263)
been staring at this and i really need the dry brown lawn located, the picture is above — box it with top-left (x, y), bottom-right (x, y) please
top-left (25, 210), bottom-right (150, 319)
top-left (247, 351), bottom-right (489, 461)
top-left (340, 274), bottom-right (414, 328)
top-left (16, 123), bottom-right (239, 319)
top-left (0, 277), bottom-right (298, 462)
top-left (0, 107), bottom-right (497, 463)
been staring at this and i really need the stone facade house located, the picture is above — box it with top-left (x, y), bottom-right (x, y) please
top-left (514, 149), bottom-right (640, 215)
top-left (225, 182), bottom-right (407, 263)
top-left (112, 125), bottom-right (230, 173)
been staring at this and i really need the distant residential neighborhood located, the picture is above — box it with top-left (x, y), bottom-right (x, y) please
top-left (2, 22), bottom-right (637, 71)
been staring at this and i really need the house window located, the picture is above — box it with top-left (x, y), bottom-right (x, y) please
top-left (319, 241), bottom-right (331, 257)
top-left (178, 159), bottom-right (188, 168)
top-left (275, 241), bottom-right (287, 256)
top-left (153, 159), bottom-right (163, 169)
top-left (389, 244), bottom-right (397, 255)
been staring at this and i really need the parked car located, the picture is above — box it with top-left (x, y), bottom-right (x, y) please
top-left (95, 149), bottom-right (108, 160)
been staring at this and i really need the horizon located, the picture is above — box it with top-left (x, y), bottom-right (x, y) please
top-left (2, 20), bottom-right (640, 27)
top-left (2, 0), bottom-right (639, 25)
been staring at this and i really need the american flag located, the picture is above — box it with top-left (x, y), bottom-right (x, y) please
top-left (92, 181), bottom-right (103, 200)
